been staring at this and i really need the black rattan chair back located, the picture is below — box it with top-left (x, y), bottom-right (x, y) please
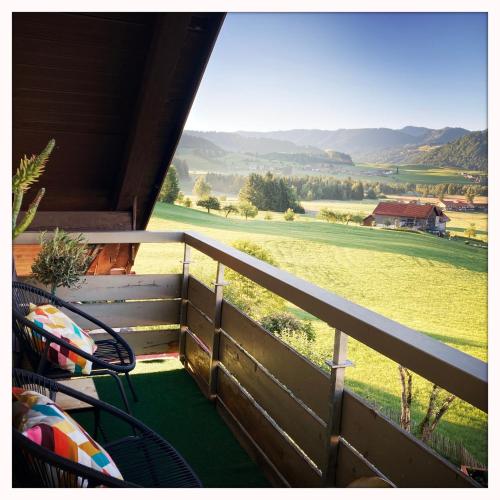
top-left (12, 369), bottom-right (202, 488)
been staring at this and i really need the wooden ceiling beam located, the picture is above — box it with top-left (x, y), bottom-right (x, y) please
top-left (114, 13), bottom-right (225, 228)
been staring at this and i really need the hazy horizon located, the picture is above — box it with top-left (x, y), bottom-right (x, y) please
top-left (184, 124), bottom-right (486, 134)
top-left (185, 13), bottom-right (487, 132)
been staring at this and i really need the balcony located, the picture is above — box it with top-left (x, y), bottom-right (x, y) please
top-left (14, 230), bottom-right (488, 487)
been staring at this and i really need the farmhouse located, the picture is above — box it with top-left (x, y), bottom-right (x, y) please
top-left (438, 200), bottom-right (475, 212)
top-left (363, 202), bottom-right (450, 233)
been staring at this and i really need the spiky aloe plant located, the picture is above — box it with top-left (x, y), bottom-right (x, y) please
top-left (12, 139), bottom-right (55, 239)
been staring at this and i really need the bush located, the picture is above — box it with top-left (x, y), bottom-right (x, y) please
top-left (284, 208), bottom-right (295, 221)
top-left (183, 197), bottom-right (192, 208)
top-left (264, 212), bottom-right (273, 220)
top-left (261, 312), bottom-right (316, 342)
top-left (224, 240), bottom-right (283, 318)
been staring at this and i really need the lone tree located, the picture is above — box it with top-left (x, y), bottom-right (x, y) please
top-left (222, 204), bottom-right (239, 218)
top-left (465, 223), bottom-right (477, 239)
top-left (196, 196), bottom-right (220, 214)
top-left (283, 208), bottom-right (295, 221)
top-left (194, 175), bottom-right (212, 198)
top-left (398, 365), bottom-right (455, 444)
top-left (239, 201), bottom-right (258, 220)
top-left (466, 188), bottom-right (476, 204)
top-left (158, 165), bottom-right (179, 203)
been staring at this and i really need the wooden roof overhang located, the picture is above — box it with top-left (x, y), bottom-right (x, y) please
top-left (13, 12), bottom-right (225, 274)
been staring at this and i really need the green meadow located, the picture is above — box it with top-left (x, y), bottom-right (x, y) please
top-left (134, 203), bottom-right (488, 462)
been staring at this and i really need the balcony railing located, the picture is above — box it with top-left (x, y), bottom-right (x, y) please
top-left (14, 230), bottom-right (487, 487)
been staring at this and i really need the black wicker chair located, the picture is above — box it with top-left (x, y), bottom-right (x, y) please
top-left (13, 369), bottom-right (202, 488)
top-left (12, 281), bottom-right (137, 413)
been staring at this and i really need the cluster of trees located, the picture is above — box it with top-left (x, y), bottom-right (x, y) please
top-left (317, 208), bottom-right (365, 225)
top-left (413, 183), bottom-right (486, 199)
top-left (239, 172), bottom-right (305, 213)
top-left (285, 176), bottom-right (365, 201)
top-left (204, 173), bottom-right (246, 194)
top-left (171, 158), bottom-right (190, 179)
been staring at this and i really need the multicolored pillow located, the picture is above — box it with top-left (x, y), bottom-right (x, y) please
top-left (13, 387), bottom-right (123, 483)
top-left (26, 304), bottom-right (97, 375)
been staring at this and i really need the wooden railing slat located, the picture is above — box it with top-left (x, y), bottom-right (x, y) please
top-left (66, 300), bottom-right (180, 329)
top-left (220, 332), bottom-right (327, 467)
top-left (41, 274), bottom-right (182, 302)
top-left (216, 369), bottom-right (322, 487)
top-left (186, 302), bottom-right (213, 350)
top-left (187, 276), bottom-right (215, 319)
top-left (340, 390), bottom-right (478, 487)
top-left (221, 301), bottom-right (330, 421)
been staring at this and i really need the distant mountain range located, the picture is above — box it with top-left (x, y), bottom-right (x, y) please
top-left (412, 130), bottom-right (487, 171)
top-left (181, 126), bottom-right (487, 171)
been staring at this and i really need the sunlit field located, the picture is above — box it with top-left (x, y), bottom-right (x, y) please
top-left (134, 203), bottom-right (487, 462)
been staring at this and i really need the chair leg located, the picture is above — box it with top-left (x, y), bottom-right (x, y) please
top-left (125, 371), bottom-right (139, 403)
top-left (105, 371), bottom-right (132, 415)
top-left (113, 343), bottom-right (139, 403)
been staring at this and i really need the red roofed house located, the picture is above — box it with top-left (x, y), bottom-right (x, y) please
top-left (363, 202), bottom-right (450, 234)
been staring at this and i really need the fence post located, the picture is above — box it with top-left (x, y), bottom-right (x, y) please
top-left (179, 244), bottom-right (191, 366)
top-left (323, 328), bottom-right (350, 486)
top-left (208, 261), bottom-right (226, 399)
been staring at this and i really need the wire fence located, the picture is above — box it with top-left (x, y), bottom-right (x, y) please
top-left (382, 407), bottom-right (486, 470)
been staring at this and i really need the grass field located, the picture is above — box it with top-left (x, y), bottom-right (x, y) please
top-left (134, 203), bottom-right (488, 462)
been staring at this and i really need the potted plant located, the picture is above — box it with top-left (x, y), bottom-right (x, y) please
top-left (30, 228), bottom-right (93, 295)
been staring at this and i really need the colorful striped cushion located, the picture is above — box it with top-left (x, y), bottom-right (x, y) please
top-left (26, 304), bottom-right (97, 375)
top-left (13, 387), bottom-right (123, 484)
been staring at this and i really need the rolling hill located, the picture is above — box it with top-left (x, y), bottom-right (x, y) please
top-left (412, 130), bottom-right (488, 171)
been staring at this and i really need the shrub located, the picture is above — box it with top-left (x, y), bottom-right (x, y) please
top-left (284, 208), bottom-right (295, 221)
top-left (224, 240), bottom-right (283, 318)
top-left (183, 197), bottom-right (192, 208)
top-left (264, 212), bottom-right (273, 220)
top-left (261, 312), bottom-right (316, 342)
top-left (31, 229), bottom-right (93, 294)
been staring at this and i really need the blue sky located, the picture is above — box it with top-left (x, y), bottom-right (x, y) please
top-left (185, 13), bottom-right (487, 132)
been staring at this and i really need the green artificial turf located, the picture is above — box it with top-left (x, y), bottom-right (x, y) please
top-left (76, 359), bottom-right (269, 488)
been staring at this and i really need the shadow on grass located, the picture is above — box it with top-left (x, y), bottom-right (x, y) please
top-left (152, 204), bottom-right (487, 273)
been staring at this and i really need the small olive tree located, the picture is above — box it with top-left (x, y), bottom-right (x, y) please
top-left (31, 229), bottom-right (93, 295)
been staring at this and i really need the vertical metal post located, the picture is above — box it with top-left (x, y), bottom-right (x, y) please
top-left (208, 261), bottom-right (225, 399)
top-left (179, 244), bottom-right (191, 365)
top-left (323, 328), bottom-right (349, 486)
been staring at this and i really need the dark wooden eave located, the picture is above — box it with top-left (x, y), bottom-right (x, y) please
top-left (13, 12), bottom-right (225, 230)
